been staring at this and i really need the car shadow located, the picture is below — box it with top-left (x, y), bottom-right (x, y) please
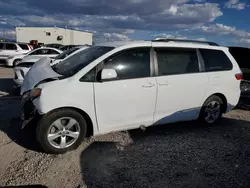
top-left (0, 78), bottom-right (20, 98)
top-left (0, 99), bottom-right (42, 152)
top-left (79, 117), bottom-right (250, 188)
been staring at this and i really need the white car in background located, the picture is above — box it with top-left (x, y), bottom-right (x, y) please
top-left (13, 47), bottom-right (62, 86)
top-left (0, 42), bottom-right (31, 64)
top-left (7, 47), bottom-right (62, 67)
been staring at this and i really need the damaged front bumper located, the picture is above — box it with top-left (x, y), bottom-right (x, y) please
top-left (21, 96), bottom-right (39, 128)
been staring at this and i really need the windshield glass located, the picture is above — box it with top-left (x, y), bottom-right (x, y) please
top-left (53, 46), bottom-right (114, 77)
top-left (54, 47), bottom-right (80, 60)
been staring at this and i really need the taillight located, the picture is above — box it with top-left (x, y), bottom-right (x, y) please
top-left (235, 73), bottom-right (243, 80)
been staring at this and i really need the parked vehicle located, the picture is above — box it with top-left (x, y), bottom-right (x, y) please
top-left (20, 39), bottom-right (242, 154)
top-left (59, 45), bottom-right (91, 51)
top-left (51, 46), bottom-right (89, 66)
top-left (13, 48), bottom-right (62, 86)
top-left (229, 47), bottom-right (250, 109)
top-left (0, 42), bottom-right (31, 64)
top-left (45, 44), bottom-right (63, 49)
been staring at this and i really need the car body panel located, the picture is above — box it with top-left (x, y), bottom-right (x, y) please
top-left (20, 57), bottom-right (61, 94)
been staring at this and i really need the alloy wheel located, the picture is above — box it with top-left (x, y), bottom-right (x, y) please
top-left (47, 117), bottom-right (80, 149)
top-left (204, 101), bottom-right (221, 123)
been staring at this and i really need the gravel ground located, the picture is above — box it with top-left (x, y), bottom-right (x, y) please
top-left (0, 67), bottom-right (250, 188)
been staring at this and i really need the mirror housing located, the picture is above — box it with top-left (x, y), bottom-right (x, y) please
top-left (101, 69), bottom-right (117, 80)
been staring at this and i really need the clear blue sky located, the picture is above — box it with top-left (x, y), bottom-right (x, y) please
top-left (0, 0), bottom-right (250, 46)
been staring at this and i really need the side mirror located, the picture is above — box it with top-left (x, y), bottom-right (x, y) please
top-left (101, 69), bottom-right (117, 80)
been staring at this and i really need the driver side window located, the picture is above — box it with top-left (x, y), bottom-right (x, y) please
top-left (103, 48), bottom-right (151, 81)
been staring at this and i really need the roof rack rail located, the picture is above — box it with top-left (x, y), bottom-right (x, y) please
top-left (153, 38), bottom-right (219, 46)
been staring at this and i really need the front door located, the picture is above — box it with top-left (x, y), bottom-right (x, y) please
top-left (153, 47), bottom-right (209, 125)
top-left (94, 48), bottom-right (157, 133)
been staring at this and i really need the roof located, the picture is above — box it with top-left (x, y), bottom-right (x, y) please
top-left (97, 40), bottom-right (228, 50)
top-left (15, 26), bottom-right (93, 34)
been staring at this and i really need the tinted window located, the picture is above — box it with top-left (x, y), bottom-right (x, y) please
top-left (156, 48), bottom-right (199, 76)
top-left (18, 44), bottom-right (29, 50)
top-left (55, 47), bottom-right (79, 60)
top-left (53, 46), bottom-right (114, 77)
top-left (6, 43), bottom-right (17, 50)
top-left (30, 49), bottom-right (50, 55)
top-left (48, 49), bottom-right (60, 54)
top-left (0, 43), bottom-right (4, 49)
top-left (199, 49), bottom-right (232, 71)
top-left (103, 48), bottom-right (150, 80)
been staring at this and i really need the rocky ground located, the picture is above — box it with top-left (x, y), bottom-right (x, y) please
top-left (0, 66), bottom-right (250, 188)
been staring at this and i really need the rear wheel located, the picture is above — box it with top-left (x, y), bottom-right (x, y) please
top-left (36, 109), bottom-right (87, 154)
top-left (199, 96), bottom-right (223, 124)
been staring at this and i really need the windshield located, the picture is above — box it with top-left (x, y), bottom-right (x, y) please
top-left (54, 47), bottom-right (80, 60)
top-left (53, 46), bottom-right (114, 77)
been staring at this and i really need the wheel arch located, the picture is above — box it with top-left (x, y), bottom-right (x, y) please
top-left (45, 107), bottom-right (94, 137)
top-left (204, 93), bottom-right (228, 113)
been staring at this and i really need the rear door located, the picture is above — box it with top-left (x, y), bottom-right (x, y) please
top-left (0, 43), bottom-right (17, 56)
top-left (153, 47), bottom-right (209, 125)
top-left (94, 48), bottom-right (157, 133)
top-left (198, 49), bottom-right (237, 102)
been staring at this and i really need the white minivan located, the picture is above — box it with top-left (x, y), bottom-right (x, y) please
top-left (20, 40), bottom-right (242, 153)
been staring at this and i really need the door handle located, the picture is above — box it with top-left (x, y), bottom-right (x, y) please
top-left (159, 82), bottom-right (169, 86)
top-left (142, 83), bottom-right (155, 88)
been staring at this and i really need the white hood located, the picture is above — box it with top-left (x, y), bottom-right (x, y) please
top-left (21, 57), bottom-right (61, 95)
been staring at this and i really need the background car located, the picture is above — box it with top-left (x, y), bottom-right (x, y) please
top-left (229, 47), bottom-right (250, 109)
top-left (51, 46), bottom-right (89, 66)
top-left (45, 43), bottom-right (64, 49)
top-left (13, 47), bottom-right (62, 86)
top-left (0, 42), bottom-right (31, 64)
top-left (7, 47), bottom-right (62, 67)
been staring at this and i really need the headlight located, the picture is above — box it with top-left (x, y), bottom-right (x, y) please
top-left (30, 88), bottom-right (42, 99)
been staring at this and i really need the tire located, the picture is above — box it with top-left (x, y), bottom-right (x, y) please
top-left (199, 95), bottom-right (223, 124)
top-left (13, 59), bottom-right (21, 67)
top-left (36, 109), bottom-right (87, 154)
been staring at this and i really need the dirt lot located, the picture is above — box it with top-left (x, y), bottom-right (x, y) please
top-left (0, 66), bottom-right (250, 188)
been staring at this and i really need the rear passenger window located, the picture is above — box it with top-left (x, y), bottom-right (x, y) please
top-left (104, 48), bottom-right (151, 80)
top-left (156, 48), bottom-right (199, 76)
top-left (199, 49), bottom-right (232, 72)
top-left (5, 43), bottom-right (17, 50)
top-left (48, 49), bottom-right (60, 54)
top-left (18, 44), bottom-right (29, 50)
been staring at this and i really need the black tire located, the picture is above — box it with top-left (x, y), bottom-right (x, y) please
top-left (199, 95), bottom-right (223, 124)
top-left (36, 109), bottom-right (87, 154)
top-left (13, 59), bottom-right (21, 67)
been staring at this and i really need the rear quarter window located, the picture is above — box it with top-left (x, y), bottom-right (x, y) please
top-left (199, 49), bottom-right (233, 72)
top-left (18, 44), bottom-right (29, 50)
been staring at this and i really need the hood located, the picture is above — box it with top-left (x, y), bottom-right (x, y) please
top-left (21, 55), bottom-right (43, 63)
top-left (21, 57), bottom-right (62, 95)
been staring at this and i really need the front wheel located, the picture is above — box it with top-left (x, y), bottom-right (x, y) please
top-left (13, 59), bottom-right (21, 67)
top-left (199, 96), bottom-right (223, 124)
top-left (36, 109), bottom-right (87, 154)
